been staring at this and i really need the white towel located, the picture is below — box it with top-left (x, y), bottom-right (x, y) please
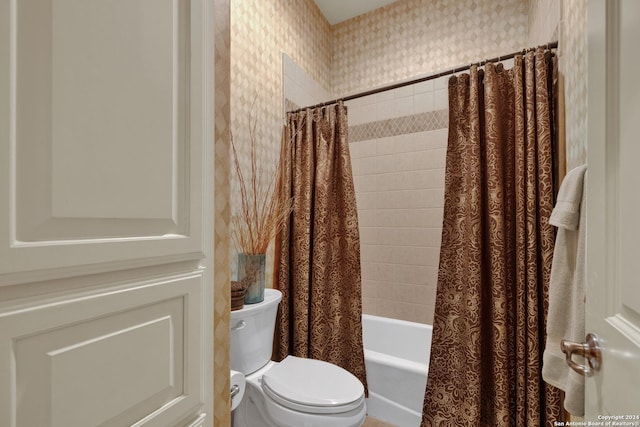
top-left (542, 164), bottom-right (587, 416)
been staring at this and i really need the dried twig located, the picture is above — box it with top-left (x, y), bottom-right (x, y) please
top-left (230, 116), bottom-right (292, 255)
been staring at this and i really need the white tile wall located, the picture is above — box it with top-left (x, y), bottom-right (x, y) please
top-left (282, 53), bottom-right (334, 115)
top-left (282, 59), bottom-right (446, 325)
top-left (528, 0), bottom-right (561, 46)
top-left (346, 72), bottom-right (455, 128)
top-left (349, 80), bottom-right (448, 324)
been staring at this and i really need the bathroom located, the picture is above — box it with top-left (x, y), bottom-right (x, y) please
top-left (3, 0), bottom-right (639, 425)
top-left (218, 0), bottom-right (588, 425)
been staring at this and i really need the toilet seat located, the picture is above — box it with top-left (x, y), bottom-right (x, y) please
top-left (261, 356), bottom-right (365, 415)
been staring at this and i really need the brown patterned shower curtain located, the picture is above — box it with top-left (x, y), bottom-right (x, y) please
top-left (421, 49), bottom-right (563, 426)
top-left (273, 101), bottom-right (368, 391)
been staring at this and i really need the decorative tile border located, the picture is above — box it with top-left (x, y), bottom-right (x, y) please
top-left (349, 109), bottom-right (449, 142)
top-left (284, 97), bottom-right (448, 142)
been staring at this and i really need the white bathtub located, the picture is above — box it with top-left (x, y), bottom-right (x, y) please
top-left (362, 314), bottom-right (432, 427)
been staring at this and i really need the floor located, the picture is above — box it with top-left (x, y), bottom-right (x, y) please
top-left (363, 416), bottom-right (398, 427)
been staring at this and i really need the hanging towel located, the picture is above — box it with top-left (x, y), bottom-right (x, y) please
top-left (542, 164), bottom-right (587, 416)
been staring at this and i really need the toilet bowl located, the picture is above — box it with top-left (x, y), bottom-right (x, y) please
top-left (234, 357), bottom-right (366, 427)
top-left (231, 289), bottom-right (366, 427)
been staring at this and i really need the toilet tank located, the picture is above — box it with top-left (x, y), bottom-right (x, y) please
top-left (230, 288), bottom-right (282, 375)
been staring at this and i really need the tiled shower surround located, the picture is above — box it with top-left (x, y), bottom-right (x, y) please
top-left (346, 78), bottom-right (450, 325)
top-left (284, 57), bottom-right (451, 324)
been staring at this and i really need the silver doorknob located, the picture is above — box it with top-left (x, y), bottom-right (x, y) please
top-left (560, 333), bottom-right (602, 376)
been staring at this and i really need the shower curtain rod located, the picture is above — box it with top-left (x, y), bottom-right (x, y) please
top-left (289, 41), bottom-right (558, 114)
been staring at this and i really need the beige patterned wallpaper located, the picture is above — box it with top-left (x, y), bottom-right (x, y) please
top-left (229, 0), bottom-right (331, 160)
top-left (527, 0), bottom-right (588, 171)
top-left (213, 0), bottom-right (231, 425)
top-left (560, 0), bottom-right (587, 170)
top-left (331, 0), bottom-right (530, 96)
top-left (229, 0), bottom-right (332, 287)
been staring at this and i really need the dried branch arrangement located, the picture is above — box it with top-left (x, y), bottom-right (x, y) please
top-left (230, 121), bottom-right (291, 255)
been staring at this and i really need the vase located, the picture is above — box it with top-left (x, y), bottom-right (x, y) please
top-left (238, 253), bottom-right (266, 304)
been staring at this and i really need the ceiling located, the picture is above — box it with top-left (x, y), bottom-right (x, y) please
top-left (313, 0), bottom-right (400, 25)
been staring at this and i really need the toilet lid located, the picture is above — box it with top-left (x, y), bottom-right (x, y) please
top-left (261, 356), bottom-right (365, 414)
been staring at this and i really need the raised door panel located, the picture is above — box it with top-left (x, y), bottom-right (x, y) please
top-left (0, 0), bottom-right (208, 284)
top-left (0, 0), bottom-right (213, 424)
top-left (0, 273), bottom-right (204, 427)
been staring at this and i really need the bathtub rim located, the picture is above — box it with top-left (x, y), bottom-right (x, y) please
top-left (362, 313), bottom-right (433, 331)
top-left (363, 348), bottom-right (427, 377)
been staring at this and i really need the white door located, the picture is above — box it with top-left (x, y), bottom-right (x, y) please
top-left (584, 0), bottom-right (640, 419)
top-left (0, 0), bottom-right (214, 426)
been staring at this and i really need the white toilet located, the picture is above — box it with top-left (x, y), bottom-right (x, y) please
top-left (231, 288), bottom-right (366, 427)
